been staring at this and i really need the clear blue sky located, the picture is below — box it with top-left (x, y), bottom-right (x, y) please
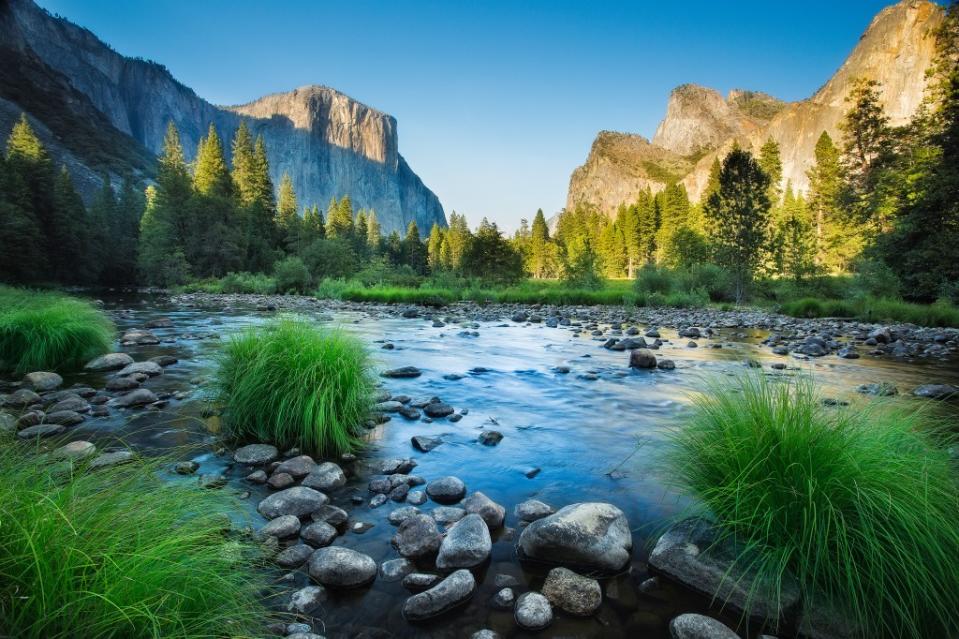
top-left (39, 0), bottom-right (893, 231)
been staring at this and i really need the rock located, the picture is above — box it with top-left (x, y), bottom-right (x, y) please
top-left (379, 457), bottom-right (417, 474)
top-left (426, 476), bottom-right (466, 504)
top-left (0, 412), bottom-right (14, 435)
top-left (246, 469), bottom-right (268, 484)
top-left (260, 515), bottom-right (301, 539)
top-left (257, 486), bottom-right (328, 519)
top-left (148, 355), bottom-right (178, 367)
top-left (198, 473), bottom-right (226, 489)
top-left (514, 592), bottom-right (553, 631)
top-left (515, 499), bottom-right (554, 522)
top-left (120, 329), bottom-right (159, 345)
top-left (463, 491), bottom-right (505, 529)
top-left (402, 569), bottom-right (476, 621)
top-left (403, 573), bottom-right (440, 591)
top-left (669, 613), bottom-right (739, 639)
top-left (312, 504), bottom-right (349, 528)
top-left (275, 455), bottom-right (318, 479)
top-left (105, 376), bottom-right (141, 391)
top-left (411, 435), bottom-right (443, 452)
top-left (23, 371), bottom-right (62, 391)
top-left (17, 424), bottom-right (65, 439)
top-left (88, 450), bottom-right (135, 469)
top-left (301, 521), bottom-right (338, 547)
top-left (85, 352), bottom-right (134, 371)
top-left (541, 567), bottom-right (602, 616)
top-left (375, 400), bottom-right (404, 412)
top-left (116, 361), bottom-right (163, 377)
top-left (388, 505), bottom-right (421, 526)
top-left (856, 382), bottom-right (898, 396)
top-left (308, 546), bottom-right (377, 588)
top-left (423, 402), bottom-right (454, 418)
top-left (48, 396), bottom-right (90, 414)
top-left (658, 359), bottom-right (676, 370)
top-left (44, 410), bottom-right (84, 426)
top-left (836, 347), bottom-right (859, 359)
top-left (233, 443), bottom-right (279, 465)
top-left (478, 430), bottom-right (503, 446)
top-left (491, 587), bottom-right (515, 609)
top-left (108, 388), bottom-right (158, 408)
top-left (276, 543), bottom-right (314, 568)
top-left (436, 513), bottom-right (492, 569)
top-left (268, 472), bottom-right (295, 490)
top-left (287, 585), bottom-right (326, 614)
top-left (679, 327), bottom-right (701, 339)
top-left (174, 460), bottom-right (199, 474)
top-left (380, 558), bottom-right (415, 582)
top-left (15, 410), bottom-right (43, 428)
top-left (408, 490), bottom-right (427, 505)
top-left (3, 388), bottom-right (41, 407)
top-left (52, 440), bottom-right (96, 460)
top-left (649, 518), bottom-right (801, 626)
top-left (382, 366), bottom-right (422, 378)
top-left (471, 631), bottom-right (502, 639)
top-left (392, 513), bottom-right (442, 559)
top-left (518, 502), bottom-right (632, 573)
top-left (913, 383), bottom-right (959, 400)
top-left (301, 462), bottom-right (347, 491)
top-left (629, 349), bottom-right (657, 369)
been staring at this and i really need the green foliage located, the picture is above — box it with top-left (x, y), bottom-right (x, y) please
top-left (302, 237), bottom-right (359, 280)
top-left (633, 263), bottom-right (673, 295)
top-left (461, 218), bottom-right (525, 284)
top-left (561, 240), bottom-right (604, 290)
top-left (215, 317), bottom-right (374, 456)
top-left (0, 442), bottom-right (269, 637)
top-left (272, 256), bottom-right (311, 294)
top-left (0, 287), bottom-right (114, 374)
top-left (778, 295), bottom-right (959, 328)
top-left (666, 374), bottom-right (959, 638)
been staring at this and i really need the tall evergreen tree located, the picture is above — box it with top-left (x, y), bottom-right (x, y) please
top-left (704, 148), bottom-right (772, 302)
top-left (3, 114), bottom-right (51, 280)
top-left (806, 131), bottom-right (849, 271)
top-left (50, 166), bottom-right (90, 284)
top-left (758, 137), bottom-right (783, 205)
top-left (402, 221), bottom-right (427, 274)
top-left (366, 210), bottom-right (382, 253)
top-left (276, 173), bottom-right (300, 253)
top-left (325, 195), bottom-right (354, 239)
top-left (427, 223), bottom-right (445, 272)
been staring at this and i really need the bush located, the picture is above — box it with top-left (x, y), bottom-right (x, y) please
top-left (220, 271), bottom-right (277, 295)
top-left (676, 263), bottom-right (735, 302)
top-left (0, 287), bottom-right (114, 374)
top-left (302, 238), bottom-right (359, 280)
top-left (666, 374), bottom-right (959, 638)
top-left (634, 264), bottom-right (675, 295)
top-left (273, 256), bottom-right (311, 294)
top-left (215, 317), bottom-right (373, 456)
top-left (852, 258), bottom-right (902, 299)
top-left (0, 443), bottom-right (268, 637)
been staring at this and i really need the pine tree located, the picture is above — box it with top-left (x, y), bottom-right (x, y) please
top-left (702, 157), bottom-right (722, 202)
top-left (193, 124), bottom-right (232, 198)
top-left (276, 173), bottom-right (300, 253)
top-left (366, 210), bottom-right (382, 253)
top-left (806, 131), bottom-right (849, 271)
top-left (50, 166), bottom-right (90, 283)
top-left (427, 223), bottom-right (445, 272)
top-left (528, 208), bottom-right (557, 278)
top-left (402, 221), bottom-right (427, 274)
top-left (443, 212), bottom-right (471, 271)
top-left (326, 195), bottom-right (354, 239)
top-left (704, 148), bottom-right (772, 302)
top-left (237, 131), bottom-right (277, 272)
top-left (758, 137), bottom-right (783, 205)
top-left (3, 114), bottom-right (51, 280)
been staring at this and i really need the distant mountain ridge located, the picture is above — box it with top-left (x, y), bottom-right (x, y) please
top-left (568, 0), bottom-right (944, 215)
top-left (0, 0), bottom-right (445, 233)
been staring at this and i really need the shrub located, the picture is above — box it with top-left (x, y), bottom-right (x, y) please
top-left (666, 374), bottom-right (959, 638)
top-left (0, 287), bottom-right (114, 374)
top-left (677, 263), bottom-right (735, 302)
top-left (634, 264), bottom-right (674, 295)
top-left (220, 271), bottom-right (277, 295)
top-left (0, 442), bottom-right (269, 637)
top-left (273, 256), bottom-right (312, 294)
top-left (215, 317), bottom-right (373, 456)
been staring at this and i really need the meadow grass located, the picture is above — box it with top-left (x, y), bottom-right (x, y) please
top-left (215, 316), bottom-right (374, 456)
top-left (0, 286), bottom-right (114, 375)
top-left (666, 374), bottom-right (959, 637)
top-left (0, 442), bottom-right (270, 638)
top-left (779, 296), bottom-right (959, 327)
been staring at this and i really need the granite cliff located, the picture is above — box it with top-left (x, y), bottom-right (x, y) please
top-left (0, 0), bottom-right (444, 233)
top-left (568, 0), bottom-right (943, 215)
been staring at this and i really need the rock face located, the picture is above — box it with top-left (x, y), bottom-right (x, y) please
top-left (568, 0), bottom-right (944, 215)
top-left (517, 502), bottom-right (632, 573)
top-left (0, 0), bottom-right (445, 233)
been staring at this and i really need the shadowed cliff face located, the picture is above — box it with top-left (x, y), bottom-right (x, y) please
top-left (569, 0), bottom-right (943, 215)
top-left (0, 0), bottom-right (445, 233)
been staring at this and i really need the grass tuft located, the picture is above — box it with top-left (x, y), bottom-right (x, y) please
top-left (215, 316), bottom-right (374, 456)
top-left (0, 286), bottom-right (114, 374)
top-left (666, 374), bottom-right (959, 638)
top-left (0, 442), bottom-right (270, 638)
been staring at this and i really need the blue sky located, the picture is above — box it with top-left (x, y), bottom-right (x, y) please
top-left (39, 0), bottom-right (893, 231)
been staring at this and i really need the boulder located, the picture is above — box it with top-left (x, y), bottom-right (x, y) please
top-left (275, 543), bottom-right (314, 568)
top-left (260, 514), bottom-right (301, 539)
top-left (287, 585), bottom-right (326, 615)
top-left (463, 491), bottom-right (505, 529)
top-left (426, 476), bottom-right (466, 504)
top-left (44, 410), bottom-right (84, 426)
top-left (436, 513), bottom-right (492, 570)
top-left (108, 388), bottom-right (158, 408)
top-left (88, 450), bottom-right (135, 469)
top-left (301, 521), bottom-right (337, 547)
top-left (23, 371), bottom-right (63, 391)
top-left (52, 440), bottom-right (96, 460)
top-left (515, 499), bottom-right (554, 522)
top-left (669, 613), bottom-right (739, 639)
top-left (116, 361), bottom-right (163, 377)
top-left (2, 388), bottom-right (40, 407)
top-left (85, 352), bottom-right (134, 371)
top-left (301, 462), bottom-right (347, 491)
top-left (912, 383), bottom-right (959, 400)
top-left (514, 592), bottom-right (553, 631)
top-left (234, 444), bottom-right (279, 465)
top-left (308, 546), bottom-right (376, 588)
top-left (402, 569), bottom-right (476, 621)
top-left (17, 424), bottom-right (65, 439)
top-left (629, 349), bottom-right (657, 369)
top-left (275, 455), bottom-right (318, 479)
top-left (257, 486), bottom-right (328, 519)
top-left (381, 366), bottom-right (422, 378)
top-left (541, 567), bottom-right (602, 616)
top-left (518, 502), bottom-right (632, 573)
top-left (411, 435), bottom-right (443, 452)
top-left (423, 402), bottom-right (454, 418)
top-left (392, 513), bottom-right (442, 559)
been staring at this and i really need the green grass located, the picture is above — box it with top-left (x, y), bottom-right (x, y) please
top-left (215, 316), bottom-right (374, 456)
top-left (0, 286), bottom-right (114, 375)
top-left (0, 441), bottom-right (270, 638)
top-left (779, 296), bottom-right (959, 327)
top-left (666, 374), bottom-right (959, 638)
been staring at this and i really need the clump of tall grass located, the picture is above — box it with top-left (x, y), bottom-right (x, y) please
top-left (0, 286), bottom-right (114, 374)
top-left (778, 295), bottom-right (959, 327)
top-left (666, 374), bottom-right (959, 638)
top-left (215, 316), bottom-right (373, 456)
top-left (0, 442), bottom-right (269, 637)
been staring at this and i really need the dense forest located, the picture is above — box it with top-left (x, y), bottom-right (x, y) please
top-left (0, 4), bottom-right (956, 303)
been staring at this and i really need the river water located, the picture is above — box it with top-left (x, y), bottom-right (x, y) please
top-left (45, 294), bottom-right (959, 639)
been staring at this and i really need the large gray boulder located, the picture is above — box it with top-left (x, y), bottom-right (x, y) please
top-left (233, 443), bottom-right (278, 465)
top-left (402, 569), bottom-right (476, 621)
top-left (85, 352), bottom-right (134, 372)
top-left (392, 513), bottom-right (441, 559)
top-left (23, 371), bottom-right (63, 391)
top-left (257, 486), bottom-right (328, 519)
top-left (518, 502), bottom-right (632, 573)
top-left (436, 513), bottom-right (491, 570)
top-left (541, 567), bottom-right (602, 616)
top-left (308, 546), bottom-right (376, 588)
top-left (649, 518), bottom-right (801, 627)
top-left (669, 613), bottom-right (739, 639)
top-left (301, 462), bottom-right (346, 491)
top-left (463, 491), bottom-right (505, 529)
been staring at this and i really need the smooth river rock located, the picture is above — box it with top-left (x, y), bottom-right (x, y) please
top-left (514, 592), bottom-right (553, 630)
top-left (426, 476), bottom-right (466, 504)
top-left (541, 567), bottom-right (602, 615)
top-left (257, 486), bottom-right (328, 519)
top-left (436, 513), bottom-right (492, 570)
top-left (23, 371), bottom-right (63, 391)
top-left (402, 569), bottom-right (476, 621)
top-left (463, 491), bottom-right (506, 529)
top-left (392, 513), bottom-right (442, 559)
top-left (301, 462), bottom-right (347, 491)
top-left (85, 352), bottom-right (134, 371)
top-left (234, 443), bottom-right (279, 465)
top-left (308, 546), bottom-right (377, 588)
top-left (669, 613), bottom-right (739, 639)
top-left (518, 502), bottom-right (632, 573)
